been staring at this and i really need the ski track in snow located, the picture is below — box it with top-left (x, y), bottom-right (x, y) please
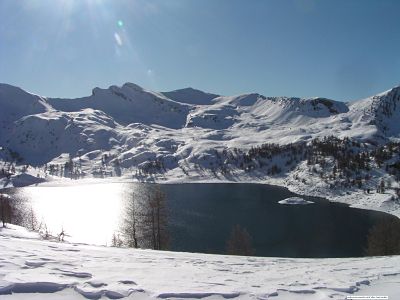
top-left (0, 226), bottom-right (400, 299)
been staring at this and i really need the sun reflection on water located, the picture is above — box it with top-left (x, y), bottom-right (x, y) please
top-left (22, 183), bottom-right (128, 245)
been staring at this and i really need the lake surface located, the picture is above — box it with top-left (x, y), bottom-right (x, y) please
top-left (11, 182), bottom-right (396, 258)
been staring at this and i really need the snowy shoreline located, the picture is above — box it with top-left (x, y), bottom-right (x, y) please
top-left (3, 168), bottom-right (399, 220)
top-left (146, 173), bottom-right (400, 219)
top-left (1, 171), bottom-right (400, 299)
top-left (2, 82), bottom-right (400, 221)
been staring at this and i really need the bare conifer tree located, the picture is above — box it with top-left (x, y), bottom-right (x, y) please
top-left (366, 219), bottom-right (400, 256)
top-left (142, 186), bottom-right (169, 250)
top-left (226, 224), bottom-right (255, 256)
top-left (0, 193), bottom-right (12, 227)
top-left (121, 192), bottom-right (139, 248)
top-left (112, 232), bottom-right (123, 247)
top-left (26, 206), bottom-right (38, 231)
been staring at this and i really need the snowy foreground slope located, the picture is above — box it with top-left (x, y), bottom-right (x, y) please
top-left (1, 225), bottom-right (400, 300)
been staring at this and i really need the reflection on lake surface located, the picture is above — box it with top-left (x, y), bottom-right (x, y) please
top-left (12, 182), bottom-right (397, 258)
top-left (17, 183), bottom-right (125, 246)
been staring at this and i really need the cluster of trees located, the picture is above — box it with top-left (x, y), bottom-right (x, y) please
top-left (4, 132), bottom-right (400, 192)
top-left (308, 138), bottom-right (400, 181)
top-left (46, 161), bottom-right (85, 179)
top-left (115, 189), bottom-right (258, 256)
top-left (375, 142), bottom-right (400, 181)
top-left (115, 186), bottom-right (169, 250)
top-left (0, 147), bottom-right (24, 164)
top-left (308, 137), bottom-right (368, 171)
top-left (206, 142), bottom-right (306, 176)
top-left (306, 137), bottom-right (370, 188)
top-left (182, 136), bottom-right (400, 196)
top-left (0, 164), bottom-right (16, 179)
top-left (46, 153), bottom-right (124, 179)
top-left (0, 147), bottom-right (21, 178)
top-left (0, 192), bottom-right (27, 228)
top-left (45, 154), bottom-right (86, 179)
top-left (138, 159), bottom-right (166, 176)
top-left (0, 191), bottom-right (61, 241)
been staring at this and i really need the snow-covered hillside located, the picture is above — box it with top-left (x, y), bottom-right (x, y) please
top-left (2, 83), bottom-right (400, 299)
top-left (2, 82), bottom-right (400, 217)
top-left (0, 84), bottom-right (50, 124)
top-left (347, 86), bottom-right (400, 139)
top-left (1, 225), bottom-right (400, 300)
top-left (2, 82), bottom-right (400, 166)
top-left (48, 83), bottom-right (190, 128)
top-left (161, 87), bottom-right (220, 105)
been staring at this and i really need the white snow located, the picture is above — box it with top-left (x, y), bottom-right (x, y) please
top-left (2, 83), bottom-right (400, 299)
top-left (2, 82), bottom-right (399, 169)
top-left (161, 87), bottom-right (220, 105)
top-left (1, 225), bottom-right (399, 300)
top-left (1, 82), bottom-right (400, 218)
top-left (278, 197), bottom-right (314, 205)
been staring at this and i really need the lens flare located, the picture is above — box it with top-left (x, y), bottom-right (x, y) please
top-left (117, 20), bottom-right (124, 27)
top-left (114, 32), bottom-right (123, 46)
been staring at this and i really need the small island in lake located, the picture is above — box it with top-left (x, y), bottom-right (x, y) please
top-left (278, 197), bottom-right (314, 205)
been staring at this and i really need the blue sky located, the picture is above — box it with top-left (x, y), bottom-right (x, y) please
top-left (1, 0), bottom-right (399, 101)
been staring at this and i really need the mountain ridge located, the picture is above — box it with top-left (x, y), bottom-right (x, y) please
top-left (161, 87), bottom-right (220, 105)
top-left (1, 81), bottom-right (400, 167)
top-left (3, 81), bottom-right (400, 221)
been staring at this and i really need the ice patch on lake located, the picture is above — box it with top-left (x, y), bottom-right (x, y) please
top-left (278, 197), bottom-right (314, 205)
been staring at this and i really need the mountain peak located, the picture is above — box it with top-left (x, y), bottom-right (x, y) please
top-left (0, 83), bottom-right (36, 97)
top-left (122, 82), bottom-right (145, 92)
top-left (0, 83), bottom-right (49, 123)
top-left (161, 87), bottom-right (220, 105)
top-left (375, 84), bottom-right (400, 98)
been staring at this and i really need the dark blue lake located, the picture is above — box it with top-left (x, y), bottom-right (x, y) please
top-left (162, 183), bottom-right (393, 258)
top-left (12, 182), bottom-right (396, 258)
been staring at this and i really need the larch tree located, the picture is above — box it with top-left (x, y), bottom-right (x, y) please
top-left (0, 193), bottom-right (12, 227)
top-left (366, 219), bottom-right (400, 256)
top-left (226, 224), bottom-right (255, 256)
top-left (121, 192), bottom-right (139, 248)
top-left (143, 186), bottom-right (169, 250)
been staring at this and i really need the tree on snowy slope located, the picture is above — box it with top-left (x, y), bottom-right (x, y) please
top-left (0, 193), bottom-right (34, 228)
top-left (143, 186), bottom-right (169, 250)
top-left (0, 193), bottom-right (12, 227)
top-left (121, 192), bottom-right (139, 248)
top-left (366, 219), bottom-right (400, 256)
top-left (111, 232), bottom-right (123, 247)
top-left (226, 224), bottom-right (254, 256)
top-left (64, 155), bottom-right (74, 178)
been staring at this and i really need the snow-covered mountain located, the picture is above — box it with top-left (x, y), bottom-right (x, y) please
top-left (0, 83), bottom-right (50, 124)
top-left (2, 84), bottom-right (400, 300)
top-left (161, 87), bottom-right (219, 105)
top-left (1, 82), bottom-right (400, 168)
top-left (48, 83), bottom-right (190, 128)
top-left (3, 82), bottom-right (400, 220)
top-left (347, 86), bottom-right (400, 139)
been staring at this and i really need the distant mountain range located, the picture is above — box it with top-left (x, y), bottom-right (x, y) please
top-left (0, 82), bottom-right (399, 168)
